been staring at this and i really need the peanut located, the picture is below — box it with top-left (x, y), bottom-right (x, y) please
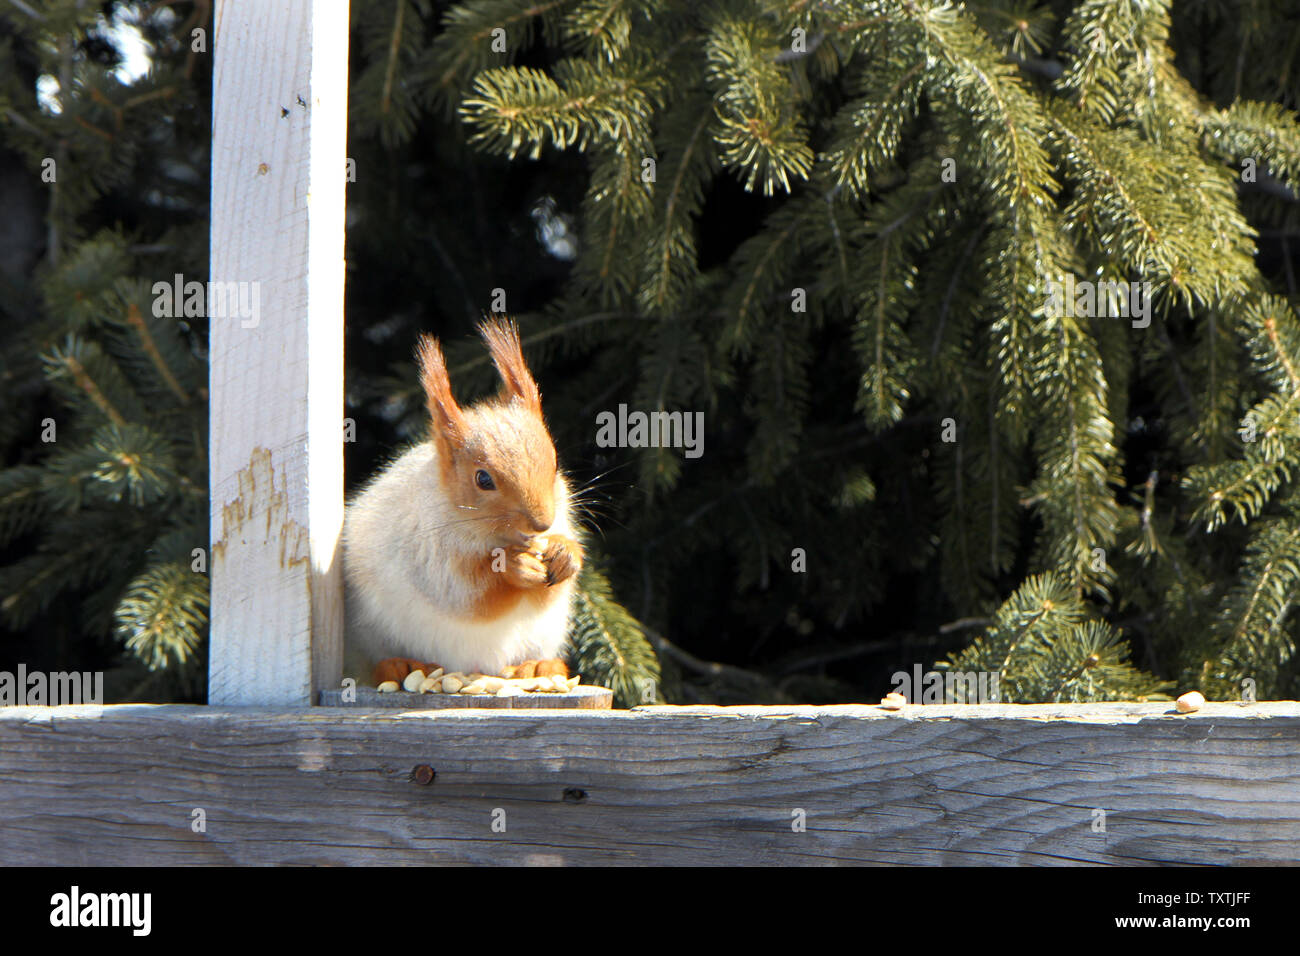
top-left (383, 665), bottom-right (590, 698)
top-left (379, 660), bottom-right (595, 697)
top-left (880, 692), bottom-right (907, 711)
top-left (1175, 691), bottom-right (1205, 714)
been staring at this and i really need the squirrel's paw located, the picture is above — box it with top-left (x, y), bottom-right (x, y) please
top-left (501, 658), bottom-right (569, 679)
top-left (540, 534), bottom-right (582, 587)
top-left (372, 657), bottom-right (442, 687)
top-left (503, 549), bottom-right (550, 589)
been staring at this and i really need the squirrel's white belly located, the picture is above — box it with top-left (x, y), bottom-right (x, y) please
top-left (344, 564), bottom-right (575, 675)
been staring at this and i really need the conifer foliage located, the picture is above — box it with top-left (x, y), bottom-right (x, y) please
top-left (3, 1), bottom-right (1300, 704)
top-left (377, 0), bottom-right (1300, 702)
top-left (0, 3), bottom-right (211, 700)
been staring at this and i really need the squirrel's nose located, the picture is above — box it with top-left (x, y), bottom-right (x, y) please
top-left (522, 507), bottom-right (553, 534)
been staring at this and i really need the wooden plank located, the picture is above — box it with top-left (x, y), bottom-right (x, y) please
top-left (208, 0), bottom-right (349, 704)
top-left (0, 703), bottom-right (1296, 865)
top-left (318, 685), bottom-right (613, 709)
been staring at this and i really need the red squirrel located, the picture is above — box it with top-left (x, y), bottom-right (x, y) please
top-left (342, 319), bottom-right (583, 685)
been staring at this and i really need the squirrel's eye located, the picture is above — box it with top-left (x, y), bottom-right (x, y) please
top-left (474, 469), bottom-right (496, 491)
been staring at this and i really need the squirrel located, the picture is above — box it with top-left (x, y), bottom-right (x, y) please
top-left (342, 318), bottom-right (583, 685)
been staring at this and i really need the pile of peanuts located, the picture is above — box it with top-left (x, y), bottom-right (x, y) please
top-left (377, 666), bottom-right (582, 698)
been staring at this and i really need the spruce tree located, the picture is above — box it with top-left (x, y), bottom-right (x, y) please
top-left (5, 0), bottom-right (1300, 707)
top-left (0, 2), bottom-right (211, 701)
top-left (348, 0), bottom-right (1300, 702)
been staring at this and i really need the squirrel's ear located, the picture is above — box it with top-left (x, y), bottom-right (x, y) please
top-left (479, 318), bottom-right (541, 413)
top-left (416, 334), bottom-right (466, 448)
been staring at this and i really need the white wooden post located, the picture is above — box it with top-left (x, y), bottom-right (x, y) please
top-left (208, 0), bottom-right (349, 705)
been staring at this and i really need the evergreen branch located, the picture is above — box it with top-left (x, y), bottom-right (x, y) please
top-left (704, 11), bottom-right (814, 195)
top-left (744, 306), bottom-right (813, 481)
top-left (567, 562), bottom-right (660, 707)
top-left (825, 55), bottom-right (926, 194)
top-left (1027, 312), bottom-right (1121, 597)
top-left (44, 423), bottom-right (181, 508)
top-left (381, 0), bottom-right (409, 117)
top-left (579, 145), bottom-right (656, 302)
top-left (941, 572), bottom-right (1165, 701)
top-left (124, 302), bottom-right (190, 404)
top-left (986, 204), bottom-right (1062, 437)
top-left (0, 520), bottom-right (126, 630)
top-left (1057, 0), bottom-right (1162, 122)
top-left (351, 0), bottom-right (434, 143)
top-left (460, 57), bottom-right (660, 159)
top-left (1184, 456), bottom-right (1293, 531)
top-left (433, 0), bottom-right (575, 99)
top-left (1202, 100), bottom-right (1300, 189)
top-left (638, 92), bottom-right (717, 314)
top-left (1241, 294), bottom-right (1300, 399)
top-left (723, 197), bottom-right (820, 351)
top-left (0, 467), bottom-right (46, 545)
top-left (1186, 295), bottom-right (1300, 528)
top-left (1203, 515), bottom-right (1300, 696)
top-left (906, 2), bottom-right (1055, 208)
top-left (853, 214), bottom-right (916, 430)
top-left (1048, 106), bottom-right (1174, 279)
top-left (563, 0), bottom-right (661, 62)
top-left (49, 349), bottom-right (126, 426)
top-left (116, 559), bottom-right (208, 670)
top-left (1051, 101), bottom-right (1257, 305)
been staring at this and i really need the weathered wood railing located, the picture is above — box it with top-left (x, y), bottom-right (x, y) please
top-left (2, 702), bottom-right (1296, 865)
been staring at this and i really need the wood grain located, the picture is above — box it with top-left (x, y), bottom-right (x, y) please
top-left (208, 0), bottom-right (349, 705)
top-left (0, 702), bottom-right (1296, 865)
top-left (318, 685), bottom-right (613, 709)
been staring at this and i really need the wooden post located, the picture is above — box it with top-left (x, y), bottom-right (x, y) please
top-left (208, 0), bottom-right (349, 705)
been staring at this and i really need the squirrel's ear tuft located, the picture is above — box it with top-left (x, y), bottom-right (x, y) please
top-left (479, 318), bottom-right (542, 413)
top-left (416, 334), bottom-right (467, 447)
